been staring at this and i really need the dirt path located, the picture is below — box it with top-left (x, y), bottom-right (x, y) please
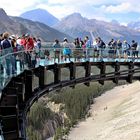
top-left (68, 81), bottom-right (140, 140)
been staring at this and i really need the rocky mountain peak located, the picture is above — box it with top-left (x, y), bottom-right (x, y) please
top-left (20, 8), bottom-right (59, 26)
top-left (0, 8), bottom-right (11, 21)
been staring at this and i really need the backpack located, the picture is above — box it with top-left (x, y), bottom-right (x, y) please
top-left (101, 41), bottom-right (106, 48)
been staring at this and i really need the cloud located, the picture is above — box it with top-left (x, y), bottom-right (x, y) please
top-left (1, 0), bottom-right (140, 23)
top-left (104, 2), bottom-right (140, 14)
top-left (105, 2), bottom-right (131, 13)
top-left (36, 3), bottom-right (76, 19)
top-left (0, 0), bottom-right (46, 16)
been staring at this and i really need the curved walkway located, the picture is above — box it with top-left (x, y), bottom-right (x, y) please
top-left (68, 81), bottom-right (140, 140)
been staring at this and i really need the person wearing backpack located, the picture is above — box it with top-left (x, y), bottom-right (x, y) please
top-left (131, 40), bottom-right (138, 58)
top-left (97, 37), bottom-right (106, 60)
top-left (1, 32), bottom-right (15, 77)
top-left (53, 39), bottom-right (61, 63)
top-left (123, 40), bottom-right (131, 60)
top-left (116, 40), bottom-right (122, 59)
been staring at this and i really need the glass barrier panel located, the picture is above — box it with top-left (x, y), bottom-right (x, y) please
top-left (0, 45), bottom-right (140, 90)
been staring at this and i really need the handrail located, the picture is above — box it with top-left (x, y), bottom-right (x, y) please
top-left (0, 47), bottom-right (140, 91)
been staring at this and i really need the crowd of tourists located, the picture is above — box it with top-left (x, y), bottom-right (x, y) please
top-left (53, 36), bottom-right (139, 61)
top-left (0, 31), bottom-right (139, 77)
top-left (0, 32), bottom-right (41, 77)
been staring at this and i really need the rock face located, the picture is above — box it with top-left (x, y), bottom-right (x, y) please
top-left (43, 114), bottom-right (63, 139)
top-left (20, 8), bottom-right (59, 27)
top-left (0, 8), bottom-right (12, 22)
top-left (40, 99), bottom-right (65, 139)
top-left (0, 8), bottom-right (23, 34)
top-left (54, 13), bottom-right (140, 42)
top-left (0, 8), bottom-right (72, 42)
top-left (11, 16), bottom-right (72, 42)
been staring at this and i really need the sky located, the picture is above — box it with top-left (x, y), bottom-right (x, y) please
top-left (0, 0), bottom-right (140, 25)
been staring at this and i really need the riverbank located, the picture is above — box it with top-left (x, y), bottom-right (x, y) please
top-left (68, 81), bottom-right (140, 140)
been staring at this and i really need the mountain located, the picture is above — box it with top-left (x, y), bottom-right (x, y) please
top-left (54, 13), bottom-right (140, 43)
top-left (11, 16), bottom-right (72, 41)
top-left (0, 8), bottom-right (72, 42)
top-left (0, 8), bottom-right (24, 34)
top-left (20, 8), bottom-right (59, 26)
top-left (127, 21), bottom-right (140, 31)
top-left (110, 20), bottom-right (120, 26)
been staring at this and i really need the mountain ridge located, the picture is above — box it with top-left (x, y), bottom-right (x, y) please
top-left (54, 12), bottom-right (140, 42)
top-left (127, 21), bottom-right (140, 31)
top-left (20, 8), bottom-right (59, 26)
top-left (0, 8), bottom-right (72, 42)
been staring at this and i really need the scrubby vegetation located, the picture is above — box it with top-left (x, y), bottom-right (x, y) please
top-left (27, 101), bottom-right (54, 139)
top-left (27, 80), bottom-right (123, 139)
top-left (27, 66), bottom-right (126, 140)
top-left (50, 82), bottom-right (116, 139)
top-left (50, 82), bottom-right (115, 121)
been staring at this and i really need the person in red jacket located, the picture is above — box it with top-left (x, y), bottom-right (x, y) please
top-left (20, 34), bottom-right (26, 49)
top-left (24, 33), bottom-right (34, 68)
top-left (25, 33), bottom-right (34, 51)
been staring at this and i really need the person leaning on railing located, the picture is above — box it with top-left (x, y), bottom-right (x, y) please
top-left (16, 35), bottom-right (25, 70)
top-left (53, 39), bottom-right (61, 63)
top-left (84, 36), bottom-right (91, 60)
top-left (1, 32), bottom-right (16, 77)
top-left (80, 40), bottom-right (87, 59)
top-left (116, 40), bottom-right (122, 59)
top-left (33, 37), bottom-right (42, 58)
top-left (108, 39), bottom-right (118, 59)
top-left (73, 38), bottom-right (81, 61)
top-left (10, 35), bottom-right (18, 71)
top-left (24, 33), bottom-right (34, 68)
top-left (123, 40), bottom-right (131, 60)
top-left (131, 40), bottom-right (138, 59)
top-left (62, 38), bottom-right (71, 61)
top-left (96, 37), bottom-right (106, 59)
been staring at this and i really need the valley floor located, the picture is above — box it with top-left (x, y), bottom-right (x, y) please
top-left (68, 81), bottom-right (140, 140)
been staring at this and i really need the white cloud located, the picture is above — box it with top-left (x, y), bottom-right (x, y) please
top-left (1, 0), bottom-right (140, 23)
top-left (0, 0), bottom-right (43, 16)
top-left (105, 2), bottom-right (131, 13)
top-left (36, 3), bottom-right (75, 19)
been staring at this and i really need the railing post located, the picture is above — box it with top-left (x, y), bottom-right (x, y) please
top-left (127, 61), bottom-right (134, 83)
top-left (113, 61), bottom-right (120, 84)
top-left (39, 66), bottom-right (45, 89)
top-left (69, 62), bottom-right (76, 88)
top-left (24, 70), bottom-right (33, 101)
top-left (99, 61), bottom-right (106, 85)
top-left (70, 62), bottom-right (76, 80)
top-left (84, 61), bottom-right (91, 86)
top-left (54, 63), bottom-right (61, 84)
